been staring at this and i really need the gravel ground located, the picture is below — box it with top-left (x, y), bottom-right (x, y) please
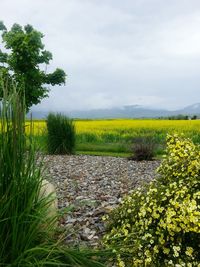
top-left (44, 155), bottom-right (160, 247)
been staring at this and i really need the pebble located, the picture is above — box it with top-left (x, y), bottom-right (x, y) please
top-left (44, 155), bottom-right (160, 247)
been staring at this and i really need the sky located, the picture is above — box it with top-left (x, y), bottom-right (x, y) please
top-left (1, 0), bottom-right (200, 112)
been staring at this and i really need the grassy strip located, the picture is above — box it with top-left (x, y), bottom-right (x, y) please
top-left (33, 135), bottom-right (165, 158)
top-left (76, 142), bottom-right (129, 153)
top-left (76, 151), bottom-right (131, 158)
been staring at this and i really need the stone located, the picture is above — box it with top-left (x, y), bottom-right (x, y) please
top-left (40, 179), bottom-right (58, 225)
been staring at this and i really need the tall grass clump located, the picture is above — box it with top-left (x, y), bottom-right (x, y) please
top-left (103, 134), bottom-right (200, 266)
top-left (46, 113), bottom-right (75, 154)
top-left (0, 80), bottom-right (56, 265)
top-left (0, 77), bottom-right (107, 266)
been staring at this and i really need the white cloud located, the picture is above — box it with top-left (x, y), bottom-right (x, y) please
top-left (1, 0), bottom-right (200, 111)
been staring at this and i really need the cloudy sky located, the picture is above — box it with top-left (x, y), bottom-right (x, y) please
top-left (1, 0), bottom-right (200, 111)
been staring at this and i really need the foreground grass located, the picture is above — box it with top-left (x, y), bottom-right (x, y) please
top-left (0, 82), bottom-right (109, 266)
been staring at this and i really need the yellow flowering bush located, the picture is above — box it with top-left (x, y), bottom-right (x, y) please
top-left (103, 134), bottom-right (200, 266)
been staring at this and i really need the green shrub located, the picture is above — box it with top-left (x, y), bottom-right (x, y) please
top-left (46, 113), bottom-right (75, 154)
top-left (129, 136), bottom-right (157, 161)
top-left (103, 134), bottom-right (200, 266)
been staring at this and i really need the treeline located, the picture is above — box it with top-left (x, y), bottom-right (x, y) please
top-left (158, 114), bottom-right (198, 120)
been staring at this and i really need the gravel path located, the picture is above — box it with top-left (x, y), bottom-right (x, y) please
top-left (44, 155), bottom-right (160, 247)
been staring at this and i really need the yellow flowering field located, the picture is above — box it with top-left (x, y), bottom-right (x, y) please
top-left (27, 119), bottom-right (200, 143)
top-left (76, 119), bottom-right (200, 137)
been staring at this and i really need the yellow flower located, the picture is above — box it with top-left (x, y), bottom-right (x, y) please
top-left (153, 245), bottom-right (159, 254)
top-left (163, 247), bottom-right (170, 255)
top-left (158, 235), bottom-right (165, 245)
top-left (185, 247), bottom-right (194, 257)
top-left (173, 246), bottom-right (181, 257)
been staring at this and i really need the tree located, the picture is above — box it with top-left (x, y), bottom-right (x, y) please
top-left (0, 22), bottom-right (66, 110)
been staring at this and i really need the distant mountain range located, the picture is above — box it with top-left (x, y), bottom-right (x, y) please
top-left (29, 103), bottom-right (200, 119)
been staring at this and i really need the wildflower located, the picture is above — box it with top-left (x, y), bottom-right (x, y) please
top-left (185, 247), bottom-right (194, 257)
top-left (163, 247), bottom-right (170, 255)
top-left (173, 246), bottom-right (181, 257)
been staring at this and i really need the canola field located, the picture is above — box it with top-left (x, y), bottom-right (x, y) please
top-left (75, 119), bottom-right (200, 141)
top-left (29, 119), bottom-right (200, 139)
top-left (27, 119), bottom-right (200, 154)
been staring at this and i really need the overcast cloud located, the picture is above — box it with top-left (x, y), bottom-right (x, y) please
top-left (1, 0), bottom-right (200, 111)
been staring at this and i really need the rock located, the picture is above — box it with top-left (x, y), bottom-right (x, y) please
top-left (39, 179), bottom-right (58, 228)
top-left (93, 205), bottom-right (114, 216)
top-left (83, 227), bottom-right (91, 235)
top-left (40, 179), bottom-right (58, 215)
top-left (66, 217), bottom-right (77, 224)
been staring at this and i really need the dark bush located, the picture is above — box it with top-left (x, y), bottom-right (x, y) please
top-left (46, 113), bottom-right (76, 154)
top-left (129, 136), bottom-right (156, 161)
